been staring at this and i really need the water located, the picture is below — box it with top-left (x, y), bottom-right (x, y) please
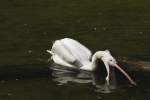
top-left (0, 0), bottom-right (150, 100)
top-left (0, 74), bottom-right (149, 100)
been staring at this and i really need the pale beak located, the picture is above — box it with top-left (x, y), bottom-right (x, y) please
top-left (113, 64), bottom-right (136, 86)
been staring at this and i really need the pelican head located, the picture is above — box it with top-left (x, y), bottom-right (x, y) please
top-left (94, 50), bottom-right (136, 86)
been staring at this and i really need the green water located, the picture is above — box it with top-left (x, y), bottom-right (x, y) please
top-left (1, 0), bottom-right (150, 65)
top-left (0, 76), bottom-right (149, 100)
top-left (0, 0), bottom-right (150, 100)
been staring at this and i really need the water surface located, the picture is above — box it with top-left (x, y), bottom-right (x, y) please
top-left (0, 0), bottom-right (150, 100)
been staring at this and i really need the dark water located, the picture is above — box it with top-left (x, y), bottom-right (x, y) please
top-left (0, 0), bottom-right (150, 100)
top-left (0, 73), bottom-right (150, 100)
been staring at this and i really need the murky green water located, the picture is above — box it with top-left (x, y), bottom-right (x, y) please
top-left (0, 0), bottom-right (150, 100)
top-left (0, 75), bottom-right (150, 100)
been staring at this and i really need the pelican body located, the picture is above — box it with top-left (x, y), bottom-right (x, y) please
top-left (47, 38), bottom-right (136, 85)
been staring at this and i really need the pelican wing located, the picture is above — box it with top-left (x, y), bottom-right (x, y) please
top-left (61, 38), bottom-right (92, 61)
top-left (50, 38), bottom-right (92, 67)
top-left (51, 40), bottom-right (76, 64)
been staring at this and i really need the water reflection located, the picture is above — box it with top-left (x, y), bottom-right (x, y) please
top-left (50, 63), bottom-right (119, 94)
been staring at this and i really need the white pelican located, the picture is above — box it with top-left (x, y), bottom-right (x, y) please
top-left (47, 38), bottom-right (136, 86)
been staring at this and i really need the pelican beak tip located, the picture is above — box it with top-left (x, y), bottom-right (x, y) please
top-left (113, 64), bottom-right (137, 86)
